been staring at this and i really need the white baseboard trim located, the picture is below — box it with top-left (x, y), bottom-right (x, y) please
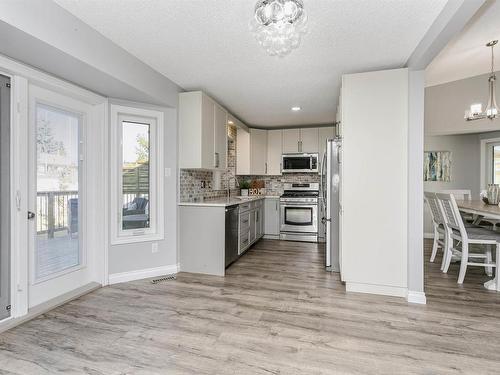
top-left (109, 264), bottom-right (179, 285)
top-left (406, 290), bottom-right (427, 305)
top-left (346, 282), bottom-right (408, 298)
top-left (424, 233), bottom-right (434, 239)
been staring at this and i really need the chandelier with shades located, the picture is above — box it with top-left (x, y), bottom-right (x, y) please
top-left (465, 40), bottom-right (499, 121)
top-left (250, 0), bottom-right (308, 57)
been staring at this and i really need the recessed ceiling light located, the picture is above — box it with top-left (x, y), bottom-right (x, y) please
top-left (291, 106), bottom-right (301, 111)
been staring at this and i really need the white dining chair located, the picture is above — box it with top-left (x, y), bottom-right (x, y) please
top-left (424, 192), bottom-right (448, 269)
top-left (439, 189), bottom-right (500, 230)
top-left (439, 189), bottom-right (472, 201)
top-left (436, 193), bottom-right (498, 284)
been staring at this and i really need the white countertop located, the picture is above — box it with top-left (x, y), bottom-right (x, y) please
top-left (178, 195), bottom-right (279, 207)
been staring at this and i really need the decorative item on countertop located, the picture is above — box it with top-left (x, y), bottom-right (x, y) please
top-left (250, 180), bottom-right (266, 196)
top-left (240, 180), bottom-right (251, 196)
top-left (483, 184), bottom-right (500, 205)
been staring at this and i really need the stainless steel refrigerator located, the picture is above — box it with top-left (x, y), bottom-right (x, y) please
top-left (320, 138), bottom-right (341, 273)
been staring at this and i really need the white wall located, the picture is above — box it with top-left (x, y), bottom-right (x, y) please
top-left (423, 134), bottom-right (480, 234)
top-left (342, 68), bottom-right (408, 297)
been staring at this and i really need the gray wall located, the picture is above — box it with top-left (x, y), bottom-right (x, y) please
top-left (423, 133), bottom-right (481, 234)
top-left (108, 101), bottom-right (178, 275)
top-left (425, 71), bottom-right (500, 136)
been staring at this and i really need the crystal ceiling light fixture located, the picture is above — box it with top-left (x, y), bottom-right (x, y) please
top-left (250, 0), bottom-right (308, 57)
top-left (465, 40), bottom-right (499, 121)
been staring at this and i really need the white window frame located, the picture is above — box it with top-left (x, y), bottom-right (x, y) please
top-left (110, 104), bottom-right (164, 244)
top-left (480, 137), bottom-right (500, 190)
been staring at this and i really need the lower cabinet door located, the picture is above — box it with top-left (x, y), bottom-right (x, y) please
top-left (249, 211), bottom-right (256, 243)
top-left (264, 198), bottom-right (280, 236)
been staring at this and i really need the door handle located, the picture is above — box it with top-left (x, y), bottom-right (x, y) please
top-left (321, 217), bottom-right (331, 224)
top-left (27, 211), bottom-right (36, 220)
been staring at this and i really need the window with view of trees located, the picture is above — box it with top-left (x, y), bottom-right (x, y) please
top-left (110, 104), bottom-right (164, 244)
top-left (122, 121), bottom-right (150, 230)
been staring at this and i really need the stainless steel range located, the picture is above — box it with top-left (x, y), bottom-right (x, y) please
top-left (280, 183), bottom-right (319, 242)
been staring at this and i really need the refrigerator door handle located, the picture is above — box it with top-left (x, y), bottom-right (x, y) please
top-left (320, 149), bottom-right (327, 203)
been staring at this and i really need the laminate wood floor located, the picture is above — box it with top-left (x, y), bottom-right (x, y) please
top-left (1, 239), bottom-right (500, 374)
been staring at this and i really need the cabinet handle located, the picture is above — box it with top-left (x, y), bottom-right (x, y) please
top-left (265, 162), bottom-right (268, 175)
top-left (214, 152), bottom-right (219, 168)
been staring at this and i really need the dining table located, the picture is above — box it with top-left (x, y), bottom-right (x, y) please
top-left (456, 199), bottom-right (500, 291)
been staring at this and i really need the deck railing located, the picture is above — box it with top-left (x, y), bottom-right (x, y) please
top-left (37, 190), bottom-right (149, 237)
top-left (36, 191), bottom-right (78, 238)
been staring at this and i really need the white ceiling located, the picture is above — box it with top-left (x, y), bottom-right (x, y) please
top-left (426, 0), bottom-right (500, 87)
top-left (54, 0), bottom-right (447, 127)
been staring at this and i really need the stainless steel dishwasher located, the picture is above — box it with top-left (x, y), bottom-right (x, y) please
top-left (225, 205), bottom-right (239, 267)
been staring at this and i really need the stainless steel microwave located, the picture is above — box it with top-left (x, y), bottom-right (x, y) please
top-left (282, 153), bottom-right (319, 173)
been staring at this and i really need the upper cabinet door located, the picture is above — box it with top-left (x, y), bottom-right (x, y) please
top-left (214, 104), bottom-right (227, 169)
top-left (282, 128), bottom-right (300, 153)
top-left (201, 94), bottom-right (215, 169)
top-left (250, 129), bottom-right (268, 175)
top-left (300, 128), bottom-right (319, 153)
top-left (267, 129), bottom-right (282, 175)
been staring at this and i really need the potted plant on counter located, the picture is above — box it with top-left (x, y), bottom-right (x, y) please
top-left (240, 180), bottom-right (250, 196)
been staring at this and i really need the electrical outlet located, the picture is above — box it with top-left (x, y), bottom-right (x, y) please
top-left (152, 243), bottom-right (158, 253)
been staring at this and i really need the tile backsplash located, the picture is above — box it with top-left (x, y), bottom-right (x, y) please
top-left (237, 173), bottom-right (320, 196)
top-left (179, 169), bottom-right (320, 202)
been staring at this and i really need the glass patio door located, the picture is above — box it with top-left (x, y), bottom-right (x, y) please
top-left (28, 86), bottom-right (92, 308)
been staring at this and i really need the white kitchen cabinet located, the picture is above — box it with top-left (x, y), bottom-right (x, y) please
top-left (236, 128), bottom-right (250, 175)
top-left (300, 128), bottom-right (319, 153)
top-left (264, 197), bottom-right (280, 238)
top-left (250, 128), bottom-right (268, 175)
top-left (282, 128), bottom-right (319, 153)
top-left (255, 204), bottom-right (263, 239)
top-left (267, 129), bottom-right (282, 175)
top-left (282, 128), bottom-right (300, 153)
top-left (214, 104), bottom-right (227, 169)
top-left (179, 91), bottom-right (228, 170)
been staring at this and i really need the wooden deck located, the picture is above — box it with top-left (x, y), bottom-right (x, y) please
top-left (0, 239), bottom-right (499, 374)
top-left (36, 233), bottom-right (79, 279)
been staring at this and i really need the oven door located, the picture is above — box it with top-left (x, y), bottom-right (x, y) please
top-left (280, 202), bottom-right (318, 233)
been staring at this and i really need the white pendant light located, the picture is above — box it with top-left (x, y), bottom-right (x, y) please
top-left (465, 40), bottom-right (499, 121)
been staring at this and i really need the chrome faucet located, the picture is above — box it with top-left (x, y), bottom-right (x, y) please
top-left (225, 169), bottom-right (240, 201)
